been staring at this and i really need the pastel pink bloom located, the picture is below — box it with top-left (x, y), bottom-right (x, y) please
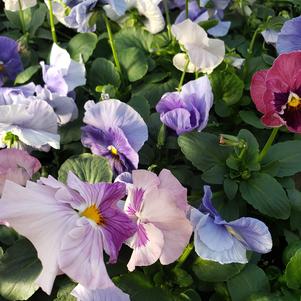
top-left (124, 169), bottom-right (193, 271)
top-left (0, 148), bottom-right (40, 196)
top-left (71, 284), bottom-right (130, 301)
top-left (250, 51), bottom-right (301, 133)
top-left (0, 172), bottom-right (136, 295)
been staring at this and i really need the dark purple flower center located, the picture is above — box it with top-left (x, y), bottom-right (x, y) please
top-left (274, 88), bottom-right (301, 130)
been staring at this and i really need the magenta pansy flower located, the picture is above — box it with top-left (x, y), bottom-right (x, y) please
top-left (81, 99), bottom-right (148, 175)
top-left (0, 148), bottom-right (40, 196)
top-left (251, 51), bottom-right (301, 133)
top-left (124, 169), bottom-right (192, 271)
top-left (0, 172), bottom-right (136, 294)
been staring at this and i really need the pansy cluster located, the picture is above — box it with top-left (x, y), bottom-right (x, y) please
top-left (0, 0), bottom-right (301, 300)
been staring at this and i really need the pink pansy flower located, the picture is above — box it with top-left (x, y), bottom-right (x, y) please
top-left (71, 284), bottom-right (130, 301)
top-left (250, 51), bottom-right (301, 133)
top-left (0, 148), bottom-right (40, 196)
top-left (0, 172), bottom-right (136, 295)
top-left (124, 169), bottom-right (193, 271)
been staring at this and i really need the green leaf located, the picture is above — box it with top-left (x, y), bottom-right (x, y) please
top-left (128, 96), bottom-right (150, 122)
top-left (88, 58), bottom-right (121, 90)
top-left (210, 70), bottom-right (244, 105)
top-left (54, 277), bottom-right (76, 301)
top-left (29, 3), bottom-right (47, 36)
top-left (179, 289), bottom-right (202, 301)
top-left (0, 239), bottom-right (42, 301)
top-left (178, 132), bottom-right (231, 172)
top-left (282, 240), bottom-right (301, 266)
top-left (239, 111), bottom-right (265, 129)
top-left (202, 165), bottom-right (227, 184)
top-left (193, 257), bottom-right (244, 282)
top-left (14, 65), bottom-right (40, 85)
top-left (58, 153), bottom-right (113, 184)
top-left (285, 249), bottom-right (301, 289)
top-left (240, 173), bottom-right (290, 219)
top-left (68, 33), bottom-right (98, 63)
top-left (227, 264), bottom-right (270, 301)
top-left (263, 141), bottom-right (301, 177)
top-left (119, 47), bottom-right (148, 82)
top-left (172, 268), bottom-right (193, 288)
top-left (224, 178), bottom-right (238, 200)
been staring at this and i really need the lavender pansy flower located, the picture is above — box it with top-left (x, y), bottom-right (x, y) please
top-left (175, 0), bottom-right (231, 37)
top-left (35, 85), bottom-right (78, 125)
top-left (81, 99), bottom-right (148, 174)
top-left (0, 36), bottom-right (23, 87)
top-left (101, 0), bottom-right (127, 16)
top-left (190, 186), bottom-right (273, 264)
top-left (0, 96), bottom-right (60, 151)
top-left (104, 0), bottom-right (165, 34)
top-left (40, 43), bottom-right (86, 96)
top-left (3, 0), bottom-right (37, 11)
top-left (0, 171), bottom-right (136, 294)
top-left (71, 284), bottom-right (130, 301)
top-left (156, 76), bottom-right (213, 135)
top-left (276, 16), bottom-right (301, 54)
top-left (0, 82), bottom-right (36, 104)
top-left (0, 148), bottom-right (40, 196)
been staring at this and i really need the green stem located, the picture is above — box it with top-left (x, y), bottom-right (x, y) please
top-left (258, 127), bottom-right (279, 162)
top-left (48, 0), bottom-right (57, 43)
top-left (17, 0), bottom-right (26, 34)
top-left (178, 58), bottom-right (189, 90)
top-left (185, 0), bottom-right (189, 19)
top-left (104, 14), bottom-right (122, 74)
top-left (247, 28), bottom-right (260, 57)
top-left (175, 242), bottom-right (194, 269)
top-left (163, 0), bottom-right (172, 40)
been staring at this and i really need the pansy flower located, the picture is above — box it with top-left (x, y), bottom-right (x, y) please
top-left (190, 186), bottom-right (272, 264)
top-left (0, 172), bottom-right (136, 294)
top-left (81, 99), bottom-right (148, 175)
top-left (40, 43), bottom-right (86, 96)
top-left (156, 76), bottom-right (213, 135)
top-left (3, 0), bottom-right (37, 11)
top-left (124, 169), bottom-right (192, 271)
top-left (0, 36), bottom-right (23, 86)
top-left (71, 284), bottom-right (130, 301)
top-left (276, 16), bottom-right (301, 54)
top-left (175, 0), bottom-right (231, 37)
top-left (250, 51), bottom-right (301, 133)
top-left (171, 19), bottom-right (225, 73)
top-left (0, 96), bottom-right (60, 151)
top-left (0, 148), bottom-right (40, 196)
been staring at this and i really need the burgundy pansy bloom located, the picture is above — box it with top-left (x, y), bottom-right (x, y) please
top-left (251, 51), bottom-right (301, 133)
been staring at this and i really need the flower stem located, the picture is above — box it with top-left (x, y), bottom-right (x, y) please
top-left (175, 242), bottom-right (194, 269)
top-left (178, 58), bottom-right (189, 90)
top-left (48, 0), bottom-right (57, 43)
top-left (103, 14), bottom-right (122, 74)
top-left (17, 0), bottom-right (26, 34)
top-left (163, 0), bottom-right (172, 41)
top-left (185, 0), bottom-right (189, 19)
top-left (247, 28), bottom-right (260, 57)
top-left (258, 127), bottom-right (279, 162)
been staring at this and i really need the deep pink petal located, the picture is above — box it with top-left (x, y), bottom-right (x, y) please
top-left (250, 70), bottom-right (268, 114)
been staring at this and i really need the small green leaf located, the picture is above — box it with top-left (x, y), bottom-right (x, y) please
top-left (119, 47), bottom-right (148, 82)
top-left (263, 141), bottom-right (301, 177)
top-left (178, 132), bottom-right (231, 172)
top-left (282, 240), bottom-right (301, 266)
top-left (285, 249), bottom-right (301, 289)
top-left (240, 173), bottom-right (290, 219)
top-left (58, 153), bottom-right (113, 184)
top-left (29, 3), bottom-right (47, 36)
top-left (88, 58), bottom-right (121, 90)
top-left (128, 96), bottom-right (150, 122)
top-left (193, 257), bottom-right (244, 282)
top-left (227, 264), bottom-right (270, 301)
top-left (0, 239), bottom-right (42, 301)
top-left (172, 268), bottom-right (193, 288)
top-left (68, 33), bottom-right (98, 63)
top-left (239, 111), bottom-right (265, 129)
top-left (224, 178), bottom-right (238, 200)
top-left (14, 65), bottom-right (40, 85)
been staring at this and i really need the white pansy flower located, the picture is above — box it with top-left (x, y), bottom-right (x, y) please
top-left (3, 0), bottom-right (37, 11)
top-left (171, 19), bottom-right (225, 74)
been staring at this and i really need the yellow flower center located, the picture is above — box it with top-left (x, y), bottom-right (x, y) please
top-left (225, 225), bottom-right (245, 242)
top-left (81, 204), bottom-right (104, 225)
top-left (287, 92), bottom-right (301, 110)
top-left (107, 145), bottom-right (118, 156)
